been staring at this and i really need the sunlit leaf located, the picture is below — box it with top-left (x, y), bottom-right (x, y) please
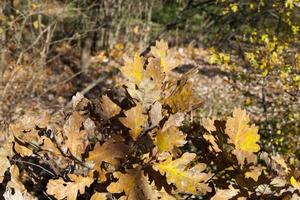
top-left (153, 153), bottom-right (212, 194)
top-left (225, 108), bottom-right (260, 166)
top-left (119, 104), bottom-right (148, 140)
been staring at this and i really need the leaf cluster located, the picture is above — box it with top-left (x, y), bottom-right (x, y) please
top-left (0, 41), bottom-right (299, 200)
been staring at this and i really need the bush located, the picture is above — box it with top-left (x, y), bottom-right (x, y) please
top-left (0, 41), bottom-right (299, 199)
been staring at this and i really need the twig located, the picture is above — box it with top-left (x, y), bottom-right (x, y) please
top-left (12, 159), bottom-right (56, 177)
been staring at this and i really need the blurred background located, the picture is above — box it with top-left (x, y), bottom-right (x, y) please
top-left (0, 0), bottom-right (299, 157)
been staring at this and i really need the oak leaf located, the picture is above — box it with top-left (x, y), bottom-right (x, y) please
top-left (121, 53), bottom-right (144, 85)
top-left (149, 101), bottom-right (163, 127)
top-left (99, 95), bottom-right (121, 120)
top-left (63, 112), bottom-right (88, 159)
top-left (87, 136), bottom-right (128, 171)
top-left (107, 170), bottom-right (175, 200)
top-left (0, 145), bottom-right (12, 183)
top-left (225, 108), bottom-right (260, 166)
top-left (211, 186), bottom-right (239, 200)
top-left (163, 81), bottom-right (201, 113)
top-left (150, 40), bottom-right (181, 73)
top-left (90, 192), bottom-right (108, 200)
top-left (119, 104), bottom-right (148, 140)
top-left (46, 174), bottom-right (93, 200)
top-left (14, 143), bottom-right (33, 157)
top-left (155, 126), bottom-right (186, 152)
top-left (153, 152), bottom-right (212, 194)
top-left (290, 176), bottom-right (300, 191)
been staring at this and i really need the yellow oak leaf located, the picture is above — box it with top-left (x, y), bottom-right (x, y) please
top-left (290, 176), bottom-right (300, 191)
top-left (121, 53), bottom-right (144, 85)
top-left (155, 126), bottom-right (186, 152)
top-left (99, 95), bottom-right (121, 120)
top-left (225, 108), bottom-right (260, 166)
top-left (145, 57), bottom-right (165, 89)
top-left (150, 40), bottom-right (181, 73)
top-left (87, 136), bottom-right (128, 170)
top-left (46, 174), bottom-right (93, 200)
top-left (63, 112), bottom-right (88, 159)
top-left (153, 152), bottom-right (212, 194)
top-left (119, 104), bottom-right (148, 140)
top-left (107, 170), bottom-right (175, 200)
top-left (163, 80), bottom-right (201, 113)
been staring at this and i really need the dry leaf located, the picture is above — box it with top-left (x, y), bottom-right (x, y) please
top-left (203, 133), bottom-right (221, 152)
top-left (149, 101), bottom-right (163, 126)
top-left (155, 126), bottom-right (186, 152)
top-left (211, 185), bottom-right (239, 200)
top-left (99, 95), bottom-right (121, 120)
top-left (225, 108), bottom-right (260, 166)
top-left (202, 118), bottom-right (216, 132)
top-left (108, 169), bottom-right (175, 200)
top-left (90, 192), bottom-right (108, 200)
top-left (150, 40), bottom-right (181, 73)
top-left (121, 53), bottom-right (144, 85)
top-left (14, 143), bottom-right (33, 157)
top-left (46, 174), bottom-right (93, 200)
top-left (163, 81), bottom-right (200, 113)
top-left (87, 136), bottom-right (128, 170)
top-left (64, 112), bottom-right (88, 159)
top-left (153, 153), bottom-right (212, 194)
top-left (0, 145), bottom-right (12, 183)
top-left (245, 166), bottom-right (264, 181)
top-left (119, 104), bottom-right (148, 140)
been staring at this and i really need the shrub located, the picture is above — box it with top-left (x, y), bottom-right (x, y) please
top-left (0, 41), bottom-right (299, 199)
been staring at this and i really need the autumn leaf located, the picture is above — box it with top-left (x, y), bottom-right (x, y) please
top-left (107, 169), bottom-right (175, 200)
top-left (211, 185), bottom-right (239, 200)
top-left (225, 108), bottom-right (260, 166)
top-left (119, 104), bottom-right (148, 140)
top-left (155, 126), bottom-right (186, 152)
top-left (87, 136), bottom-right (128, 171)
top-left (14, 142), bottom-right (33, 157)
top-left (99, 95), bottom-right (121, 120)
top-left (245, 166), bottom-right (264, 181)
top-left (290, 176), bottom-right (300, 191)
top-left (150, 40), bottom-right (181, 73)
top-left (202, 118), bottom-right (216, 133)
top-left (163, 80), bottom-right (201, 113)
top-left (126, 78), bottom-right (161, 107)
top-left (121, 53), bottom-right (144, 85)
top-left (90, 192), bottom-right (108, 200)
top-left (0, 144), bottom-right (12, 183)
top-left (46, 174), bottom-right (93, 200)
top-left (203, 133), bottom-right (221, 152)
top-left (153, 152), bottom-right (212, 194)
top-left (145, 58), bottom-right (165, 89)
top-left (149, 101), bottom-right (163, 126)
top-left (63, 112), bottom-right (88, 159)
